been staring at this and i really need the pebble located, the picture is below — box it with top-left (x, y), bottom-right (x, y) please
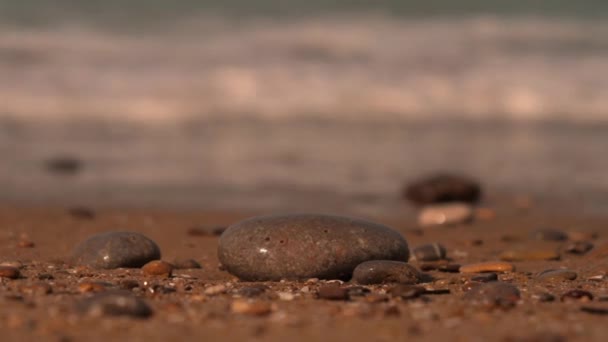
top-left (561, 290), bottom-right (593, 302)
top-left (68, 207), bottom-right (96, 220)
top-left (471, 273), bottom-right (498, 282)
top-left (403, 173), bottom-right (481, 205)
top-left (78, 281), bottom-right (109, 293)
top-left (45, 156), bottom-right (82, 175)
top-left (17, 240), bottom-right (35, 248)
top-left (500, 249), bottom-right (560, 261)
top-left (564, 241), bottom-right (593, 255)
top-left (76, 290), bottom-right (153, 318)
top-left (537, 269), bottom-right (577, 282)
top-left (236, 285), bottom-right (268, 298)
top-left (71, 231), bottom-right (161, 269)
top-left (0, 266), bottom-right (20, 279)
top-left (463, 282), bottom-right (521, 309)
top-left (418, 203), bottom-right (473, 227)
top-left (231, 300), bottom-right (273, 316)
top-left (351, 260), bottom-right (423, 285)
top-left (204, 284), bottom-right (228, 296)
top-left (389, 285), bottom-right (427, 299)
top-left (412, 243), bottom-right (447, 261)
top-left (142, 260), bottom-right (173, 277)
top-left (172, 259), bottom-right (202, 269)
top-left (459, 262), bottom-right (515, 273)
top-left (419, 261), bottom-right (460, 272)
top-left (317, 284), bottom-right (350, 300)
top-left (532, 292), bottom-right (556, 302)
top-left (218, 214), bottom-right (409, 281)
top-left (530, 229), bottom-right (568, 241)
top-left (581, 305), bottom-right (608, 315)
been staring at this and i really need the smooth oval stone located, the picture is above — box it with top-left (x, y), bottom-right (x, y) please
top-left (412, 243), bottom-right (447, 261)
top-left (76, 290), bottom-right (153, 318)
top-left (351, 260), bottom-right (423, 285)
top-left (71, 232), bottom-right (161, 269)
top-left (463, 282), bottom-right (521, 309)
top-left (218, 214), bottom-right (409, 281)
top-left (537, 269), bottom-right (577, 282)
top-left (418, 203), bottom-right (473, 227)
top-left (403, 173), bottom-right (481, 205)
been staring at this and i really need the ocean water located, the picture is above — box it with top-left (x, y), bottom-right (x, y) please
top-left (1, 2), bottom-right (607, 215)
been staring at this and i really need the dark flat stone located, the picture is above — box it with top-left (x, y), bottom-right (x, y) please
top-left (403, 173), bottom-right (481, 205)
top-left (351, 260), bottom-right (423, 285)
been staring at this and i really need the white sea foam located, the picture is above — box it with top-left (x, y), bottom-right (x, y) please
top-left (1, 15), bottom-right (607, 124)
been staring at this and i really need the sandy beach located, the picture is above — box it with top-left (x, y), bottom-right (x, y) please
top-left (1, 200), bottom-right (607, 341)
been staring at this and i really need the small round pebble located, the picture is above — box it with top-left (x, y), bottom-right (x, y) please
top-left (231, 300), bottom-right (273, 316)
top-left (418, 203), bottom-right (473, 227)
top-left (389, 285), bottom-right (427, 299)
top-left (76, 290), bottom-right (153, 318)
top-left (460, 262), bottom-right (515, 273)
top-left (218, 214), bottom-right (409, 281)
top-left (71, 231), bottom-right (161, 269)
top-left (463, 282), bottom-right (521, 309)
top-left (537, 269), bottom-right (577, 282)
top-left (78, 281), bottom-right (109, 293)
top-left (351, 260), bottom-right (423, 285)
top-left (142, 260), bottom-right (173, 277)
top-left (561, 290), bottom-right (593, 302)
top-left (403, 173), bottom-right (481, 205)
top-left (317, 284), bottom-right (350, 300)
top-left (530, 229), bottom-right (568, 241)
top-left (564, 241), bottom-right (593, 255)
top-left (0, 266), bottom-right (20, 279)
top-left (412, 243), bottom-right (447, 261)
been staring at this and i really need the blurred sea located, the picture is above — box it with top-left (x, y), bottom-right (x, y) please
top-left (1, 1), bottom-right (607, 215)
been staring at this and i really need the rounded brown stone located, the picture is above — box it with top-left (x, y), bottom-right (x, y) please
top-left (0, 266), bottom-right (20, 279)
top-left (460, 262), bottom-right (515, 273)
top-left (412, 243), bottom-right (447, 261)
top-left (537, 269), bottom-right (577, 282)
top-left (78, 281), bottom-right (109, 293)
top-left (142, 260), bottom-right (173, 277)
top-left (71, 232), bottom-right (161, 269)
top-left (317, 284), bottom-right (350, 300)
top-left (351, 260), bottom-right (423, 285)
top-left (218, 214), bottom-right (409, 281)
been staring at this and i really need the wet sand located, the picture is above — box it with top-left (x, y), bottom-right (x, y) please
top-left (1, 203), bottom-right (607, 341)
